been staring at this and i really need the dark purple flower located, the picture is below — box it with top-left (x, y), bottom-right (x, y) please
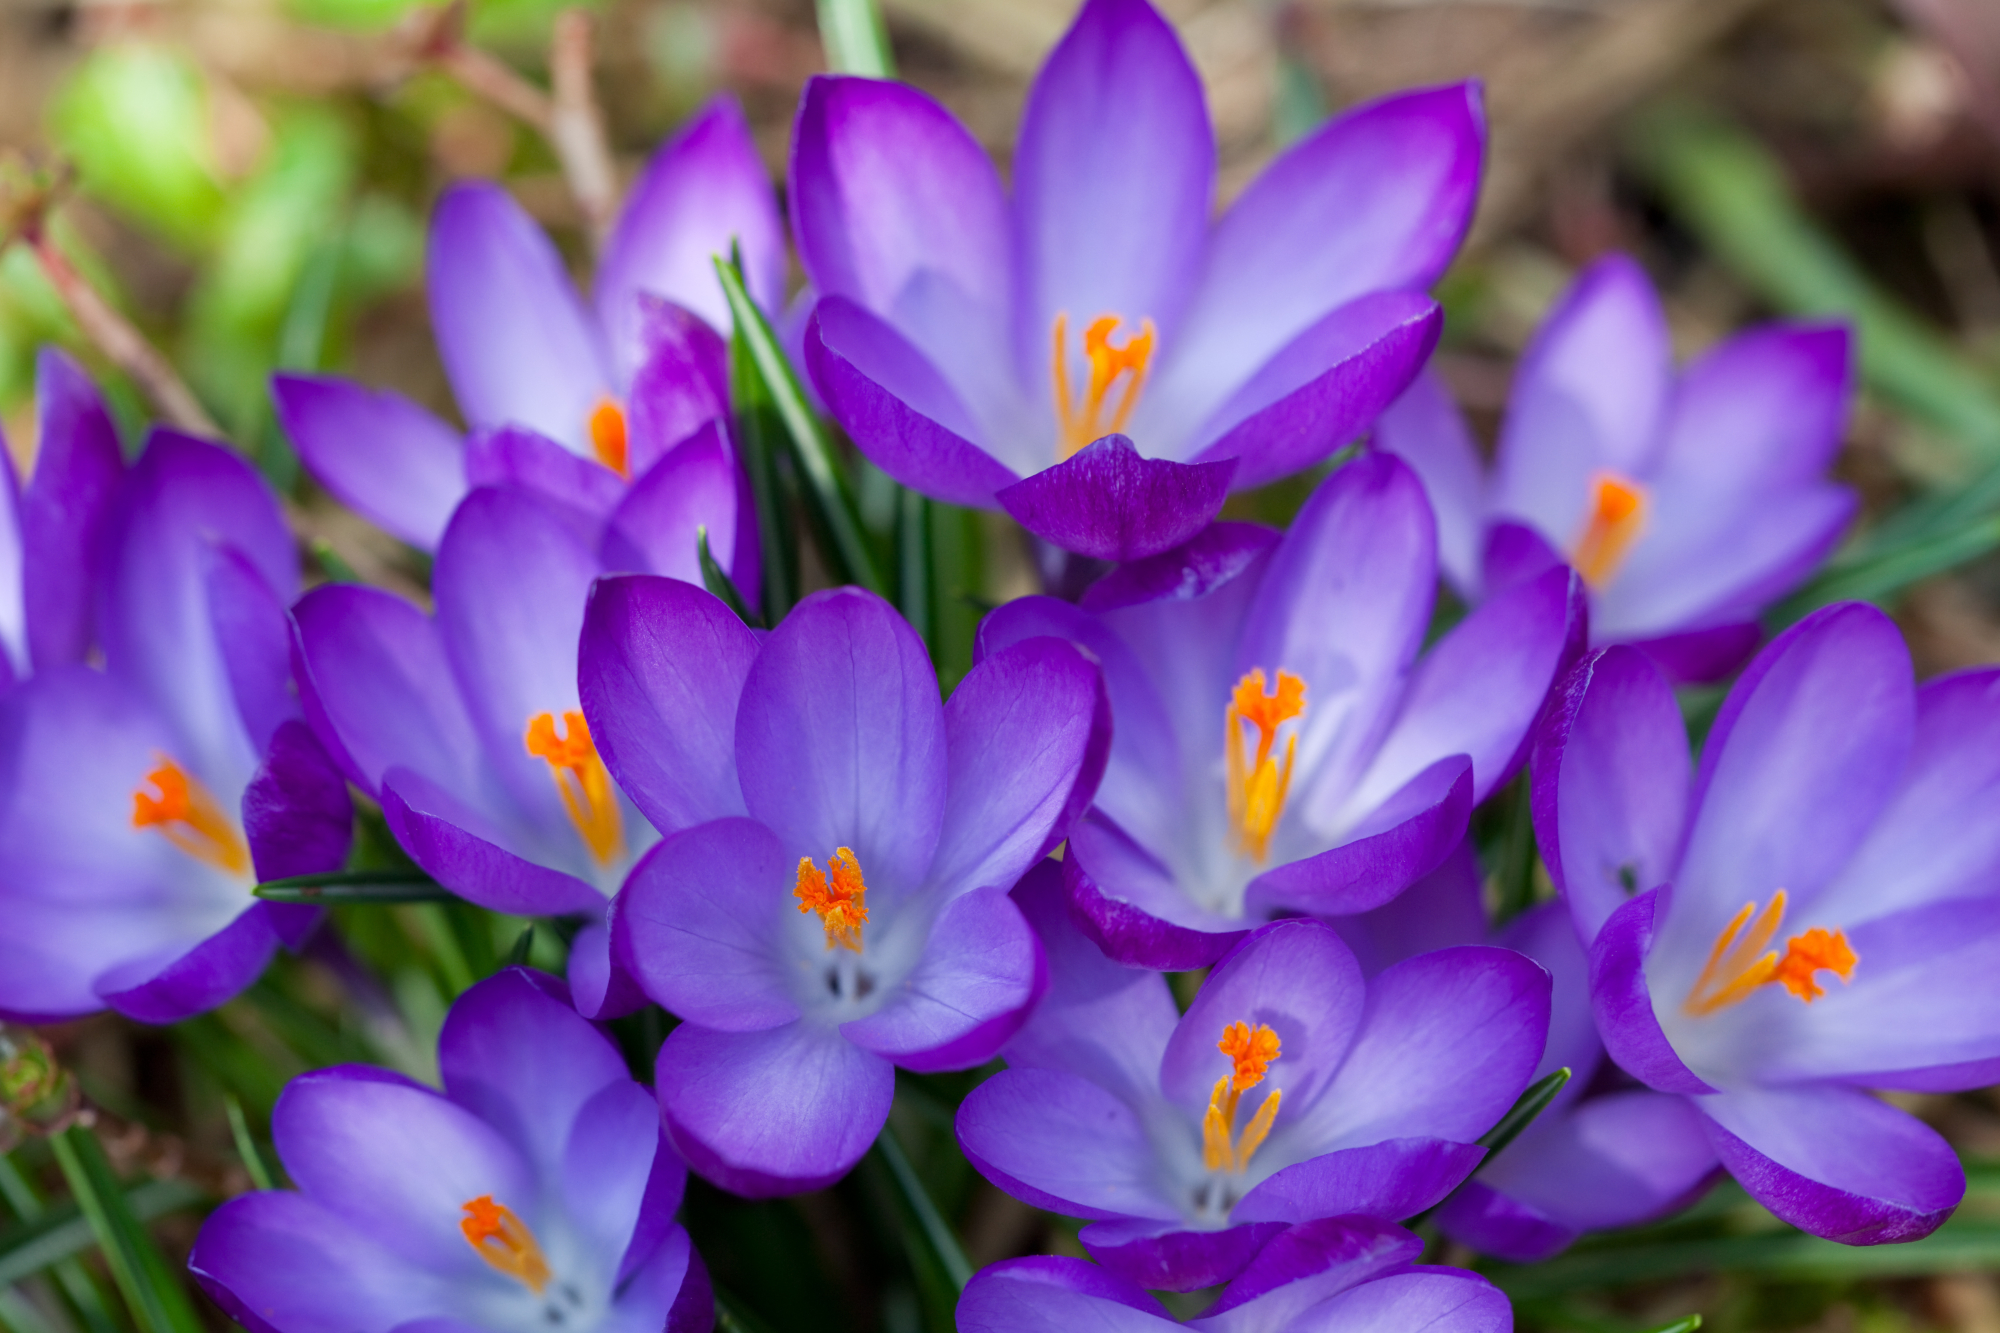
top-left (1534, 602), bottom-right (2000, 1243)
top-left (582, 581), bottom-right (1105, 1196)
top-left (1378, 253), bottom-right (1855, 681)
top-left (0, 430), bottom-right (349, 1023)
top-left (190, 967), bottom-right (710, 1333)
top-left (0, 347), bottom-right (124, 689)
top-left (274, 96), bottom-right (773, 590)
top-left (980, 453), bottom-right (1586, 971)
top-left (958, 1216), bottom-right (1509, 1332)
top-left (956, 868), bottom-right (1550, 1291)
top-left (793, 0), bottom-right (1476, 559)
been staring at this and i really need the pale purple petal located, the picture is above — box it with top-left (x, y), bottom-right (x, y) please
top-left (1194, 1216), bottom-right (1421, 1332)
top-left (96, 904), bottom-right (283, 1024)
top-left (463, 426), bottom-right (625, 540)
top-left (1285, 1270), bottom-right (1512, 1333)
top-left (997, 433), bottom-right (1235, 562)
top-left (1328, 835), bottom-right (1486, 977)
top-left (1078, 1219), bottom-right (1290, 1295)
top-left (1231, 1138), bottom-right (1486, 1225)
top-left (272, 374), bottom-right (467, 552)
top-left (1080, 522), bottom-right (1281, 613)
top-left (1653, 323), bottom-right (1853, 491)
top-left (24, 346), bottom-right (123, 668)
top-left (1066, 816), bottom-right (1248, 970)
top-left (1374, 371), bottom-right (1487, 596)
top-left (600, 423), bottom-right (743, 588)
top-left (380, 770), bottom-right (606, 916)
top-left (843, 885), bottom-right (1042, 1070)
top-left (1586, 887), bottom-right (1715, 1095)
top-left (955, 1066), bottom-right (1179, 1221)
top-left (958, 1257), bottom-right (1173, 1333)
top-left (243, 718), bottom-right (353, 884)
top-left (625, 297), bottom-right (730, 478)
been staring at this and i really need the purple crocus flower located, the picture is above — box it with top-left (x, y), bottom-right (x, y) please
top-left (274, 95), bottom-right (778, 587)
top-left (793, 0), bottom-right (1479, 562)
top-left (581, 581), bottom-right (1105, 1196)
top-left (0, 430), bottom-right (350, 1023)
top-left (980, 452), bottom-right (1586, 971)
top-left (1534, 601), bottom-right (2000, 1243)
top-left (1377, 253), bottom-right (1855, 681)
top-left (955, 866), bottom-right (1550, 1291)
top-left (292, 485), bottom-right (658, 1017)
top-left (190, 967), bottom-right (711, 1333)
top-left (959, 1217), bottom-right (1509, 1333)
top-left (0, 347), bottom-right (124, 689)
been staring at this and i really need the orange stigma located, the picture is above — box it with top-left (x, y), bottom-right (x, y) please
top-left (1203, 1021), bottom-right (1282, 1174)
top-left (1683, 890), bottom-right (1857, 1016)
top-left (588, 397), bottom-right (629, 478)
top-left (1051, 313), bottom-right (1157, 459)
top-left (524, 711), bottom-right (624, 867)
top-left (131, 758), bottom-right (250, 876)
top-left (1225, 669), bottom-right (1306, 863)
top-left (1570, 471), bottom-right (1648, 588)
top-left (796, 847), bottom-right (869, 952)
top-left (460, 1196), bottom-right (551, 1295)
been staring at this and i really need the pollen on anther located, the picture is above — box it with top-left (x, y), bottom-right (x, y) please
top-left (1217, 1021), bottom-right (1280, 1091)
top-left (796, 847), bottom-right (869, 952)
top-left (588, 397), bottom-right (630, 478)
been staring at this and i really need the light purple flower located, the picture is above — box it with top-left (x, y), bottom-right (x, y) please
top-left (274, 95), bottom-right (776, 589)
top-left (793, 0), bottom-right (1477, 560)
top-left (956, 868), bottom-right (1550, 1291)
top-left (583, 582), bottom-right (1105, 1196)
top-left (189, 967), bottom-right (710, 1333)
top-left (1377, 253), bottom-right (1855, 681)
top-left (980, 452), bottom-right (1586, 971)
top-left (1534, 601), bottom-right (2000, 1243)
top-left (958, 1217), bottom-right (1510, 1333)
top-left (0, 430), bottom-right (349, 1023)
top-left (0, 347), bottom-right (124, 689)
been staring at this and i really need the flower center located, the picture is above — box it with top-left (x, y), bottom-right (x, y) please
top-left (1682, 890), bottom-right (1857, 1017)
top-left (1569, 470), bottom-right (1648, 588)
top-left (1225, 669), bottom-right (1306, 864)
top-left (523, 711), bottom-right (624, 868)
top-left (587, 397), bottom-right (629, 478)
top-left (1051, 313), bottom-right (1156, 460)
top-left (460, 1195), bottom-right (551, 1295)
top-left (1202, 1020), bottom-right (1282, 1175)
top-left (796, 847), bottom-right (869, 952)
top-left (131, 758), bottom-right (250, 877)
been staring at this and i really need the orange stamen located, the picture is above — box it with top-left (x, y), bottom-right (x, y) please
top-left (1051, 313), bottom-right (1157, 459)
top-left (1570, 471), bottom-right (1648, 588)
top-left (1683, 890), bottom-right (1857, 1015)
top-left (588, 397), bottom-right (629, 478)
top-left (131, 758), bottom-right (250, 876)
top-left (796, 847), bottom-right (869, 952)
top-left (1201, 1021), bottom-right (1282, 1173)
top-left (524, 711), bottom-right (624, 867)
top-left (460, 1195), bottom-right (551, 1295)
top-left (1224, 669), bottom-right (1306, 863)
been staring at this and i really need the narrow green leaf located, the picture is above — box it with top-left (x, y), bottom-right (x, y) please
top-left (714, 253), bottom-right (887, 597)
top-left (874, 1124), bottom-right (974, 1293)
top-left (0, 1288), bottom-right (59, 1333)
top-left (727, 294), bottom-right (799, 619)
top-left (1478, 1067), bottom-right (1571, 1157)
top-left (2, 1149), bottom-right (132, 1333)
top-left (224, 1094), bottom-right (274, 1192)
top-left (47, 1129), bottom-right (205, 1333)
top-left (1645, 1318), bottom-right (1702, 1333)
top-left (713, 1283), bottom-right (782, 1333)
top-left (505, 925), bottom-right (536, 969)
top-left (1777, 511), bottom-right (2000, 618)
top-left (815, 0), bottom-right (895, 77)
top-left (895, 487), bottom-right (932, 644)
top-left (254, 870), bottom-right (450, 903)
top-left (309, 537), bottom-right (360, 584)
top-left (697, 525), bottom-right (764, 628)
top-left (0, 1178), bottom-right (200, 1289)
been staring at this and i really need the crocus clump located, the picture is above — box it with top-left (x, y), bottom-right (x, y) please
top-left (1378, 253), bottom-right (1855, 681)
top-left (981, 453), bottom-right (1583, 969)
top-left (1535, 601), bottom-right (2000, 1242)
top-left (0, 431), bottom-right (349, 1023)
top-left (795, 0), bottom-right (1478, 561)
top-left (956, 866), bottom-right (1550, 1291)
top-left (190, 967), bottom-right (711, 1333)
top-left (585, 581), bottom-right (1105, 1195)
top-left (958, 1217), bottom-right (1509, 1333)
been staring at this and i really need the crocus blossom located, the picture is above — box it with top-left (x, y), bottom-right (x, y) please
top-left (1535, 602), bottom-right (2000, 1243)
top-left (292, 485), bottom-right (658, 1016)
top-left (0, 346), bottom-right (124, 690)
top-left (1377, 253), bottom-right (1855, 681)
top-left (794, 0), bottom-right (1478, 560)
top-left (584, 581), bottom-right (1105, 1196)
top-left (958, 1217), bottom-right (1510, 1333)
top-left (0, 431), bottom-right (349, 1023)
top-left (190, 967), bottom-right (711, 1333)
top-left (956, 867), bottom-right (1550, 1291)
top-left (980, 452), bottom-right (1585, 970)
top-left (274, 95), bottom-right (776, 585)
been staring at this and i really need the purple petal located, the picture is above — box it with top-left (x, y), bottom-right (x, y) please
top-left (1080, 522), bottom-right (1281, 613)
top-left (596, 95), bottom-right (784, 374)
top-left (428, 182), bottom-right (611, 448)
top-left (272, 374), bottom-right (467, 552)
top-left (625, 297), bottom-right (730, 477)
top-left (1586, 887), bottom-right (1715, 1095)
top-left (958, 1256), bottom-right (1173, 1332)
top-left (24, 346), bottom-right (123, 668)
top-left (600, 423), bottom-right (744, 590)
top-left (1482, 520), bottom-right (1565, 595)
top-left (1328, 835), bottom-right (1487, 977)
top-left (955, 1066), bottom-right (1179, 1221)
top-left (1231, 1138), bottom-right (1487, 1224)
top-left (735, 588), bottom-right (946, 899)
top-left (569, 916), bottom-right (648, 1021)
top-left (617, 818), bottom-right (799, 1031)
top-left (1699, 1084), bottom-right (1963, 1244)
top-left (579, 574), bottom-right (756, 834)
top-left (381, 770), bottom-right (605, 916)
top-left (190, 1192), bottom-right (448, 1333)
top-left (998, 434), bottom-right (1234, 562)
top-left (463, 426), bottom-right (625, 540)
top-left (1627, 622), bottom-right (1763, 685)
top-left (205, 546), bottom-right (297, 757)
top-left (657, 1020), bottom-right (894, 1197)
top-left (1432, 1183), bottom-right (1578, 1266)
top-left (96, 904), bottom-right (283, 1024)
top-left (1067, 815), bottom-right (1247, 970)
top-left (612, 1225), bottom-right (709, 1333)
top-left (1293, 1270), bottom-right (1512, 1333)
top-left (243, 718), bottom-right (353, 883)
top-left (1654, 323), bottom-right (1854, 491)
top-left (1197, 1216), bottom-right (1422, 1329)
top-left (1373, 370), bottom-right (1487, 596)
top-left (1079, 1219), bottom-right (1289, 1295)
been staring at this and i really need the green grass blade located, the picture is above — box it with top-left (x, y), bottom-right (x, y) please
top-left (0, 1288), bottom-right (59, 1333)
top-left (697, 525), bottom-right (764, 627)
top-left (726, 288), bottom-right (799, 619)
top-left (1478, 1067), bottom-right (1571, 1156)
top-left (254, 870), bottom-right (449, 903)
top-left (43, 1130), bottom-right (205, 1333)
top-left (895, 487), bottom-right (931, 644)
top-left (0, 1178), bottom-right (200, 1287)
top-left (816, 0), bottom-right (895, 77)
top-left (224, 1094), bottom-right (274, 1192)
top-left (874, 1124), bottom-right (974, 1293)
top-left (1645, 1318), bottom-right (1702, 1333)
